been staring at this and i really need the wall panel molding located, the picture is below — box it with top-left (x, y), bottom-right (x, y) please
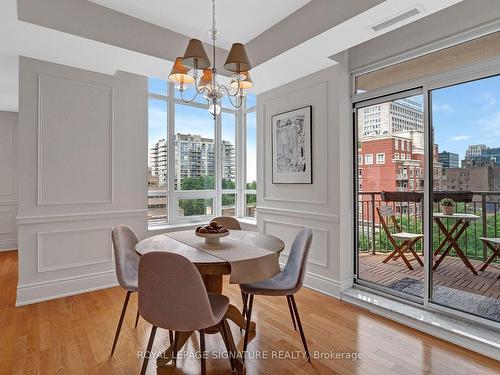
top-left (262, 81), bottom-right (329, 205)
top-left (37, 226), bottom-right (113, 272)
top-left (0, 118), bottom-right (14, 196)
top-left (263, 218), bottom-right (328, 268)
top-left (0, 209), bottom-right (15, 235)
top-left (17, 208), bottom-right (147, 225)
top-left (0, 201), bottom-right (18, 206)
top-left (37, 74), bottom-right (114, 205)
top-left (258, 206), bottom-right (339, 222)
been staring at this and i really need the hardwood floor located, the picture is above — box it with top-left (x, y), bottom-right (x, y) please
top-left (0, 250), bottom-right (498, 374)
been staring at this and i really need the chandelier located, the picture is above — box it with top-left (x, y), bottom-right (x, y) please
top-left (168, 0), bottom-right (253, 117)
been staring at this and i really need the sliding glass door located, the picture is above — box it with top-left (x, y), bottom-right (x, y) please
top-left (355, 71), bottom-right (500, 324)
top-left (355, 90), bottom-right (425, 301)
top-left (430, 74), bottom-right (500, 323)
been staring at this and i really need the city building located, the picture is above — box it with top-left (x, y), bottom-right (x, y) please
top-left (464, 144), bottom-right (500, 165)
top-left (465, 144), bottom-right (488, 157)
top-left (174, 133), bottom-right (216, 189)
top-left (359, 131), bottom-right (424, 194)
top-left (357, 97), bottom-right (424, 137)
top-left (443, 158), bottom-right (500, 198)
top-left (149, 134), bottom-right (235, 189)
top-left (222, 139), bottom-right (236, 184)
top-left (149, 139), bottom-right (168, 187)
top-left (438, 151), bottom-right (459, 168)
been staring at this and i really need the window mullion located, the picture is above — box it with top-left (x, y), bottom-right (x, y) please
top-left (215, 113), bottom-right (222, 216)
top-left (167, 82), bottom-right (176, 224)
top-left (236, 105), bottom-right (245, 217)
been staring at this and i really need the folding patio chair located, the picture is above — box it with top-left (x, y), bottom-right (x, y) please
top-left (478, 237), bottom-right (500, 273)
top-left (377, 206), bottom-right (423, 270)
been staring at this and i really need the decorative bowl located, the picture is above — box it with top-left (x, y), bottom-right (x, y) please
top-left (195, 230), bottom-right (230, 244)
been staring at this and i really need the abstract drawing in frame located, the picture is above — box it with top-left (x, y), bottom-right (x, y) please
top-left (272, 105), bottom-right (312, 184)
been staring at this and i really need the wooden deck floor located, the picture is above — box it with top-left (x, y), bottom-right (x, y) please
top-left (359, 253), bottom-right (500, 300)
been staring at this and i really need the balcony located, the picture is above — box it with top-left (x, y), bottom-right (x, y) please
top-left (358, 191), bottom-right (500, 322)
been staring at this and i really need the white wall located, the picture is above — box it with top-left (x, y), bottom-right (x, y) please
top-left (0, 111), bottom-right (18, 251)
top-left (16, 57), bottom-right (148, 306)
top-left (257, 56), bottom-right (353, 297)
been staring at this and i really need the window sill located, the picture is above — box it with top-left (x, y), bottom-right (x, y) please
top-left (148, 217), bottom-right (257, 233)
top-left (341, 286), bottom-right (500, 360)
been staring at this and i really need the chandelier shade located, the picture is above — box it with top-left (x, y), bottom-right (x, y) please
top-left (182, 39), bottom-right (211, 69)
top-left (168, 57), bottom-right (195, 85)
top-left (224, 43), bottom-right (251, 73)
top-left (230, 71), bottom-right (253, 89)
top-left (198, 68), bottom-right (213, 90)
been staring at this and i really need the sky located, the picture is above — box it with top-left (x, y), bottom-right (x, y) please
top-left (432, 74), bottom-right (500, 161)
top-left (147, 78), bottom-right (257, 182)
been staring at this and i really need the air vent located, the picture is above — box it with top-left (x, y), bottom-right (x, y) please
top-left (371, 7), bottom-right (421, 32)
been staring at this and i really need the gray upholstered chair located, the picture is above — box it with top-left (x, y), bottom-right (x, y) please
top-left (138, 252), bottom-right (235, 375)
top-left (210, 216), bottom-right (242, 230)
top-left (240, 228), bottom-right (313, 361)
top-left (110, 225), bottom-right (141, 355)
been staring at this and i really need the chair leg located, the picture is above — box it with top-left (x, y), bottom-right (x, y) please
top-left (290, 295), bottom-right (310, 362)
top-left (240, 292), bottom-right (248, 332)
top-left (199, 329), bottom-right (206, 375)
top-left (220, 319), bottom-right (235, 370)
top-left (173, 331), bottom-right (179, 366)
top-left (242, 294), bottom-right (254, 360)
top-left (110, 290), bottom-right (131, 355)
top-left (286, 296), bottom-right (297, 331)
top-left (140, 325), bottom-right (157, 375)
top-left (169, 330), bottom-right (174, 344)
top-left (134, 308), bottom-right (140, 328)
top-left (242, 292), bottom-right (248, 319)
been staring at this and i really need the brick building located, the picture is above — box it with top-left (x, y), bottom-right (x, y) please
top-left (358, 131), bottom-right (424, 194)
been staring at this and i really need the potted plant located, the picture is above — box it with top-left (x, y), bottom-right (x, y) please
top-left (440, 198), bottom-right (455, 215)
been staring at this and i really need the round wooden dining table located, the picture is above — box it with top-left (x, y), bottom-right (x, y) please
top-left (135, 229), bottom-right (285, 373)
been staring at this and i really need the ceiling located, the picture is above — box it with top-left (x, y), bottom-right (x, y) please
top-left (89, 0), bottom-right (311, 49)
top-left (0, 0), bottom-right (467, 111)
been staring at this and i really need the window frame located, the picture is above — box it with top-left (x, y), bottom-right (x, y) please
top-left (242, 100), bottom-right (257, 218)
top-left (148, 80), bottom-right (256, 227)
top-left (364, 154), bottom-right (373, 165)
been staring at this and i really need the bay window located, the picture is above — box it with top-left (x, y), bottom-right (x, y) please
top-left (147, 77), bottom-right (257, 228)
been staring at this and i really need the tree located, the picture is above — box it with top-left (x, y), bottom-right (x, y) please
top-left (246, 181), bottom-right (257, 190)
top-left (181, 175), bottom-right (214, 190)
top-left (179, 198), bottom-right (211, 217)
top-left (177, 177), bottom-right (258, 216)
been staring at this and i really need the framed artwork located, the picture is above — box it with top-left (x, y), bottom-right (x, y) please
top-left (271, 105), bottom-right (312, 184)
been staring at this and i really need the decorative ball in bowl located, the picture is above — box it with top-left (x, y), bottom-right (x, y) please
top-left (195, 221), bottom-right (230, 244)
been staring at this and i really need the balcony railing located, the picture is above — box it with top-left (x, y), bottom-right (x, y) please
top-left (358, 191), bottom-right (500, 262)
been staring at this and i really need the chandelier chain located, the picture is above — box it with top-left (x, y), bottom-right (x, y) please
top-left (211, 0), bottom-right (217, 42)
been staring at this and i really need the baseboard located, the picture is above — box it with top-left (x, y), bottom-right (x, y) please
top-left (16, 270), bottom-right (118, 306)
top-left (0, 239), bottom-right (17, 251)
top-left (302, 271), bottom-right (351, 299)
